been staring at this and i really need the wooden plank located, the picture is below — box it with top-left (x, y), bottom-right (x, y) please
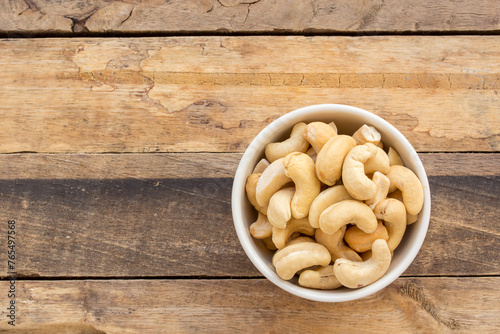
top-left (1, 37), bottom-right (499, 153)
top-left (0, 174), bottom-right (497, 277)
top-left (0, 153), bottom-right (241, 180)
top-left (1, 0), bottom-right (499, 34)
top-left (418, 153), bottom-right (500, 176)
top-left (0, 278), bottom-right (498, 332)
top-left (0, 153), bottom-right (497, 180)
top-left (411, 175), bottom-right (500, 276)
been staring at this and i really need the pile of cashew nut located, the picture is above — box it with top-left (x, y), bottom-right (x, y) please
top-left (246, 121), bottom-right (424, 289)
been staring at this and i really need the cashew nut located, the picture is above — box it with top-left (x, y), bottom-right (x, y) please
top-left (388, 189), bottom-right (403, 201)
top-left (298, 265), bottom-right (342, 290)
top-left (247, 120), bottom-right (424, 289)
top-left (407, 213), bottom-right (418, 225)
top-left (286, 236), bottom-right (316, 246)
top-left (253, 158), bottom-right (271, 173)
top-left (359, 249), bottom-right (394, 261)
top-left (246, 173), bottom-right (267, 214)
top-left (287, 238), bottom-right (319, 278)
top-left (374, 198), bottom-right (407, 251)
top-left (283, 152), bottom-right (321, 219)
top-left (262, 236), bottom-right (277, 250)
top-left (388, 147), bottom-right (404, 166)
top-left (342, 143), bottom-right (378, 200)
top-left (289, 232), bottom-right (301, 241)
top-left (319, 200), bottom-right (378, 234)
top-left (315, 227), bottom-right (362, 262)
top-left (305, 147), bottom-right (317, 162)
top-left (386, 165), bottom-right (424, 215)
top-left (272, 217), bottom-right (315, 249)
top-left (352, 124), bottom-right (382, 146)
top-left (267, 187), bottom-right (295, 228)
top-left (249, 212), bottom-right (273, 239)
top-left (364, 146), bottom-right (390, 174)
top-left (344, 221), bottom-right (389, 253)
top-left (265, 122), bottom-right (309, 163)
top-left (328, 121), bottom-right (338, 134)
top-left (316, 135), bottom-right (357, 186)
top-left (359, 250), bottom-right (372, 261)
top-left (308, 185), bottom-right (353, 228)
top-left (255, 158), bottom-right (292, 208)
top-left (334, 239), bottom-right (392, 288)
top-left (304, 122), bottom-right (337, 153)
top-left (388, 189), bottom-right (419, 225)
top-left (365, 172), bottom-right (390, 210)
top-left (272, 242), bottom-right (331, 280)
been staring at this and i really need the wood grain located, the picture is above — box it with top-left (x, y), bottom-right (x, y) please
top-left (0, 1), bottom-right (497, 331)
top-left (0, 173), bottom-right (497, 278)
top-left (0, 278), bottom-right (498, 333)
top-left (0, 153), bottom-right (497, 180)
top-left (0, 153), bottom-right (241, 180)
top-left (0, 37), bottom-right (499, 153)
top-left (1, 0), bottom-right (499, 34)
top-left (418, 153), bottom-right (500, 176)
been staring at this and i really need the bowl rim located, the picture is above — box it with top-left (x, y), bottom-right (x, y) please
top-left (231, 103), bottom-right (431, 302)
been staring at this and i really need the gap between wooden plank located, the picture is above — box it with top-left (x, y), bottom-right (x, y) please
top-left (0, 274), bottom-right (498, 281)
top-left (2, 30), bottom-right (500, 39)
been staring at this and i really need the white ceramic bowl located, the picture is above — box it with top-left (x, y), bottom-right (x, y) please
top-left (232, 104), bottom-right (431, 302)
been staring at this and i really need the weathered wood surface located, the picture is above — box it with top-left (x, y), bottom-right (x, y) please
top-left (0, 152), bottom-right (497, 277)
top-left (0, 1), bottom-right (498, 331)
top-left (0, 278), bottom-right (498, 333)
top-left (1, 37), bottom-right (499, 153)
top-left (0, 153), bottom-right (497, 180)
top-left (1, 0), bottom-right (499, 35)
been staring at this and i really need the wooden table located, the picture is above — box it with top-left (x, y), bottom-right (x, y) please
top-left (0, 1), bottom-right (499, 332)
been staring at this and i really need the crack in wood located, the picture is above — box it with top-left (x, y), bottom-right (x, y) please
top-left (66, 12), bottom-right (96, 33)
top-left (136, 83), bottom-right (170, 113)
top-left (119, 72), bottom-right (497, 89)
top-left (18, 7), bottom-right (30, 17)
top-left (217, 0), bottom-right (262, 7)
top-left (22, 0), bottom-right (39, 12)
top-left (119, 4), bottom-right (137, 27)
top-left (359, 0), bottom-right (385, 29)
top-left (242, 0), bottom-right (263, 24)
top-left (245, 0), bottom-right (262, 24)
top-left (215, 0), bottom-right (262, 24)
top-left (243, 4), bottom-right (251, 24)
top-left (401, 281), bottom-right (462, 330)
